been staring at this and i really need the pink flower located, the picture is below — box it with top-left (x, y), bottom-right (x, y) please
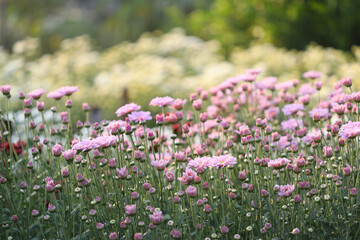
top-left (350, 188), bottom-right (357, 196)
top-left (115, 103), bottom-right (141, 117)
top-left (149, 210), bottom-right (163, 224)
top-left (52, 144), bottom-right (63, 156)
top-left (278, 184), bottom-right (295, 197)
top-left (27, 88), bottom-right (46, 99)
top-left (281, 118), bottom-right (301, 130)
top-left (125, 204), bottom-right (136, 216)
top-left (62, 149), bottom-right (76, 162)
top-left (221, 226), bottom-right (229, 234)
top-left (128, 111), bottom-right (152, 123)
top-left (268, 158), bottom-right (290, 169)
top-left (149, 96), bottom-right (174, 107)
top-left (109, 232), bottom-right (118, 240)
top-left (47, 91), bottom-right (64, 100)
top-left (282, 104), bottom-right (305, 116)
top-left (303, 70), bottom-right (321, 79)
top-left (211, 155), bottom-right (237, 169)
top-left (265, 107), bottom-right (280, 121)
top-left (298, 83), bottom-right (317, 95)
top-left (178, 168), bottom-right (198, 184)
top-left (341, 77), bottom-right (352, 87)
top-left (134, 233), bottom-right (143, 240)
top-left (56, 86), bottom-right (79, 96)
top-left (171, 98), bottom-right (187, 110)
top-left (170, 229), bottom-right (181, 238)
top-left (339, 121), bottom-right (360, 139)
top-left (0, 85), bottom-right (11, 95)
top-left (309, 108), bottom-right (331, 119)
top-left (185, 185), bottom-right (197, 198)
top-left (151, 159), bottom-right (169, 171)
top-left (192, 99), bottom-right (202, 110)
top-left (116, 167), bottom-right (127, 179)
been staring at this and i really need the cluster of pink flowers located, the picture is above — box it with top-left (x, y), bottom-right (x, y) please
top-left (72, 136), bottom-right (117, 152)
top-left (115, 103), bottom-right (141, 117)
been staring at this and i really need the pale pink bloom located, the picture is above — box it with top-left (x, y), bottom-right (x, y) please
top-left (178, 168), bottom-right (198, 184)
top-left (309, 129), bottom-right (322, 142)
top-left (0, 84), bottom-right (11, 95)
top-left (52, 144), bottom-right (63, 156)
top-left (187, 157), bottom-right (212, 172)
top-left (268, 158), bottom-right (291, 168)
top-left (115, 103), bottom-right (141, 117)
top-left (309, 108), bottom-right (331, 119)
top-left (171, 98), bottom-right (187, 110)
top-left (256, 77), bottom-right (277, 90)
top-left (185, 185), bottom-right (197, 198)
top-left (265, 107), bottom-right (280, 121)
top-left (149, 210), bottom-right (163, 224)
top-left (116, 167), bottom-right (127, 179)
top-left (47, 91), bottom-right (64, 100)
top-left (278, 184), bottom-right (295, 197)
top-left (151, 159), bottom-right (169, 170)
top-left (281, 118), bottom-right (301, 130)
top-left (211, 155), bottom-right (237, 169)
top-left (27, 88), bottom-right (46, 99)
top-left (128, 111), bottom-right (152, 122)
top-left (56, 86), bottom-right (79, 96)
top-left (282, 104), bottom-right (305, 116)
top-left (339, 121), bottom-right (360, 139)
top-left (276, 80), bottom-right (296, 91)
top-left (125, 204), bottom-right (136, 216)
top-left (298, 83), bottom-right (317, 95)
top-left (62, 149), bottom-right (76, 161)
top-left (303, 70), bottom-right (321, 79)
top-left (149, 96), bottom-right (174, 107)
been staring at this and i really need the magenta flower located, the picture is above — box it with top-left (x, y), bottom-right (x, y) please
top-left (265, 107), bottom-right (280, 121)
top-left (149, 96), bottom-right (174, 107)
top-left (170, 229), bottom-right (181, 238)
top-left (116, 167), bottom-right (127, 179)
top-left (27, 88), bottom-right (46, 99)
top-left (278, 184), bottom-right (295, 197)
top-left (302, 70), bottom-right (321, 79)
top-left (115, 103), bottom-right (141, 117)
top-left (282, 104), bottom-right (305, 116)
top-left (56, 86), bottom-right (79, 96)
top-left (149, 210), bottom-right (163, 225)
top-left (128, 111), bottom-right (152, 123)
top-left (339, 121), bottom-right (360, 139)
top-left (134, 233), bottom-right (143, 240)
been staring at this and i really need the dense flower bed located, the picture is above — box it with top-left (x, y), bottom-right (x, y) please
top-left (0, 69), bottom-right (360, 239)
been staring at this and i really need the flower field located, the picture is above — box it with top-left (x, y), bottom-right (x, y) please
top-left (1, 69), bottom-right (360, 239)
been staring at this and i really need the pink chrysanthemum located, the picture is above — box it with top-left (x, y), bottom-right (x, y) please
top-left (302, 70), bottom-right (322, 79)
top-left (210, 155), bottom-right (237, 169)
top-left (128, 111), bottom-right (152, 123)
top-left (171, 98), bottom-right (187, 110)
top-left (47, 91), bottom-right (65, 100)
top-left (309, 108), bottom-right (331, 119)
top-left (115, 103), bottom-right (141, 117)
top-left (278, 184), bottom-right (295, 197)
top-left (27, 88), bottom-right (46, 99)
top-left (298, 83), bottom-right (317, 96)
top-left (255, 77), bottom-right (277, 90)
top-left (281, 118), bottom-right (302, 130)
top-left (282, 104), bottom-right (305, 116)
top-left (268, 158), bottom-right (291, 168)
top-left (265, 107), bottom-right (280, 121)
top-left (151, 159), bottom-right (169, 170)
top-left (339, 121), bottom-right (360, 140)
top-left (149, 96), bottom-right (174, 107)
top-left (56, 86), bottom-right (79, 96)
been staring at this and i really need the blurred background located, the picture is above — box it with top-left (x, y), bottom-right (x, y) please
top-left (1, 0), bottom-right (360, 121)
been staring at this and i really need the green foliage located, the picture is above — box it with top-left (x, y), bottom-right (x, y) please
top-left (1, 0), bottom-right (360, 54)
